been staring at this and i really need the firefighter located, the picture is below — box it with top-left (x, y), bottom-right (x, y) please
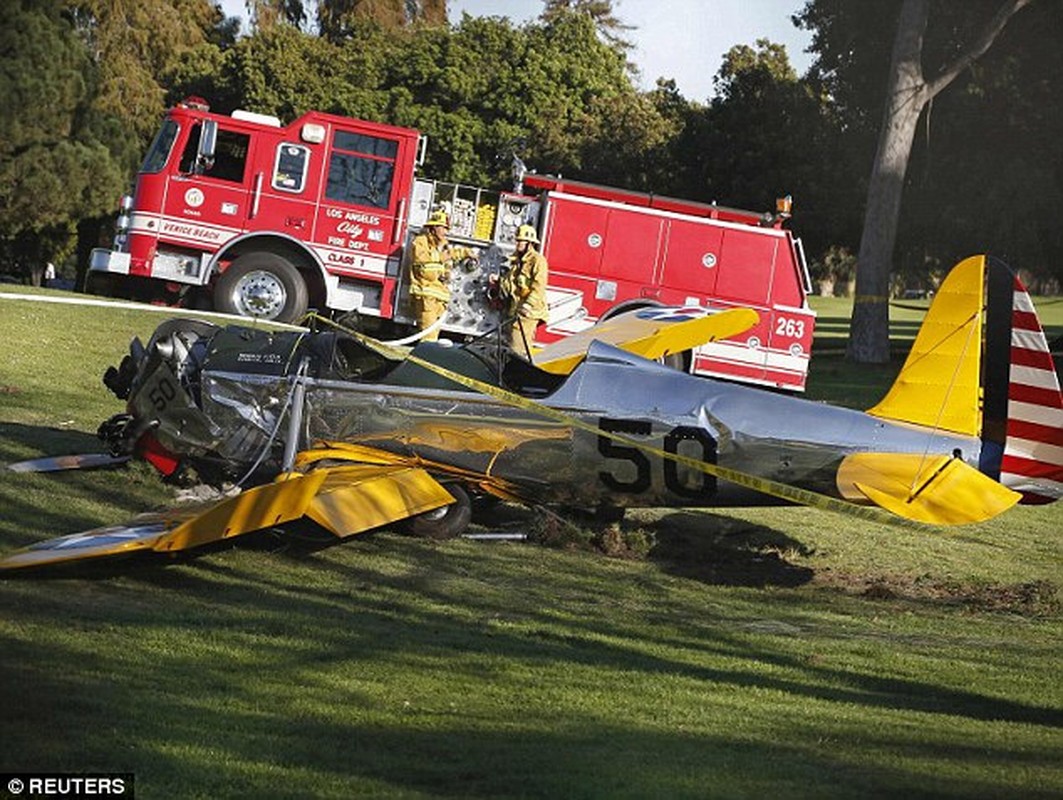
top-left (408, 210), bottom-right (477, 341)
top-left (497, 224), bottom-right (549, 353)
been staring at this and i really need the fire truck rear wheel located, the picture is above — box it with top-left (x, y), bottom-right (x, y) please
top-left (215, 253), bottom-right (309, 323)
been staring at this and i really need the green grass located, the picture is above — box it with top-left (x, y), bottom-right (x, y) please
top-left (805, 294), bottom-right (1063, 407)
top-left (808, 293), bottom-right (1063, 348)
top-left (1, 288), bottom-right (1061, 798)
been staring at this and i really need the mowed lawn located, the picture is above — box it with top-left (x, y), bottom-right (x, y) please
top-left (0, 287), bottom-right (1061, 799)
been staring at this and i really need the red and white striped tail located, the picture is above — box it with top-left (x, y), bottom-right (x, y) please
top-left (999, 279), bottom-right (1063, 503)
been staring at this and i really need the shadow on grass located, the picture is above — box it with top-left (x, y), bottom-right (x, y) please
top-left (8, 634), bottom-right (1056, 799)
top-left (4, 535), bottom-right (1061, 800)
top-left (0, 422), bottom-right (173, 552)
top-left (0, 421), bottom-right (105, 464)
top-left (465, 502), bottom-right (816, 589)
top-left (647, 510), bottom-right (814, 588)
top-left (2, 500), bottom-right (814, 590)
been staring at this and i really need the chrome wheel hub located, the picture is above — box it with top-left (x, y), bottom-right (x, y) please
top-left (232, 270), bottom-right (286, 319)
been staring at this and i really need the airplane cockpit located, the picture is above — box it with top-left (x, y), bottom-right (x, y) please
top-left (164, 322), bottom-right (567, 400)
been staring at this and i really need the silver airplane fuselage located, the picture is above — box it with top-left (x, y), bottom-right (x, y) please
top-left (177, 336), bottom-right (977, 512)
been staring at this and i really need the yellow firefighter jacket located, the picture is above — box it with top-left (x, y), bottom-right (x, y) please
top-left (500, 246), bottom-right (549, 322)
top-left (408, 232), bottom-right (474, 303)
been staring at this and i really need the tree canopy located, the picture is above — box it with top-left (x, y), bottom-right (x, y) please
top-left (0, 1), bottom-right (123, 282)
top-left (797, 0), bottom-right (1052, 361)
top-left (1, 0), bottom-right (1059, 306)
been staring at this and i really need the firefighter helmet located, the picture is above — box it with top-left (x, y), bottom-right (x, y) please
top-left (425, 209), bottom-right (449, 229)
top-left (515, 224), bottom-right (539, 244)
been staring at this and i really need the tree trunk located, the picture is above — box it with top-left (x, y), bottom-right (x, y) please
top-left (846, 0), bottom-right (1033, 363)
top-left (847, 0), bottom-right (928, 364)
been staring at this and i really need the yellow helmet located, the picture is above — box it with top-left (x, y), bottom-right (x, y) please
top-left (515, 224), bottom-right (539, 244)
top-left (425, 209), bottom-right (449, 229)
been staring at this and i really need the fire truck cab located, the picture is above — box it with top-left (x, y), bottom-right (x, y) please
top-left (90, 99), bottom-right (816, 391)
top-left (91, 98), bottom-right (422, 323)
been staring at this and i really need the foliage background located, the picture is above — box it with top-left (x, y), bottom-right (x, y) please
top-left (2, 0), bottom-right (1061, 292)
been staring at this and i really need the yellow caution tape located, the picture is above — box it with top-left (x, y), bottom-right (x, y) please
top-left (306, 314), bottom-right (937, 530)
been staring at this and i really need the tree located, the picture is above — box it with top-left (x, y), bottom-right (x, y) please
top-left (667, 40), bottom-right (858, 263)
top-left (540, 0), bottom-right (635, 55)
top-left (318, 0), bottom-right (446, 38)
top-left (519, 10), bottom-right (655, 181)
top-left (0, 1), bottom-right (125, 284)
top-left (802, 0), bottom-right (1035, 363)
top-left (897, 0), bottom-right (1063, 290)
top-left (245, 0), bottom-right (308, 32)
top-left (71, 0), bottom-right (225, 146)
top-left (210, 11), bottom-right (666, 190)
top-left (58, 0), bottom-right (230, 287)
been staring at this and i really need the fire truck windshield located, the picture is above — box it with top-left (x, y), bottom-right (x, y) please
top-left (141, 118), bottom-right (179, 174)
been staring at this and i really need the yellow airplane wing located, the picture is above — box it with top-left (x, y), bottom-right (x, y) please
top-left (0, 451), bottom-right (461, 571)
top-left (0, 516), bottom-right (173, 570)
top-left (152, 471), bottom-right (331, 553)
top-left (533, 307), bottom-right (760, 375)
top-left (303, 464), bottom-right (456, 538)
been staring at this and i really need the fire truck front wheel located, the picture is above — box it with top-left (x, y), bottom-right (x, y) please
top-left (215, 253), bottom-right (309, 323)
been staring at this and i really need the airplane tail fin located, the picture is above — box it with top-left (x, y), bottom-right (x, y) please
top-left (867, 255), bottom-right (1063, 504)
top-left (979, 257), bottom-right (1063, 503)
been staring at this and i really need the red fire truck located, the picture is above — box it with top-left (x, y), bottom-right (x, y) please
top-left (89, 98), bottom-right (816, 390)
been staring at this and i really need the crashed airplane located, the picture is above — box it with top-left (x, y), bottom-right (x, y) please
top-left (1, 255), bottom-right (1060, 570)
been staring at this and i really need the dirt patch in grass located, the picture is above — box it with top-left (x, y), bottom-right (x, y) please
top-left (526, 509), bottom-right (656, 560)
top-left (511, 506), bottom-right (819, 587)
top-left (642, 510), bottom-right (815, 588)
top-left (814, 570), bottom-right (1060, 617)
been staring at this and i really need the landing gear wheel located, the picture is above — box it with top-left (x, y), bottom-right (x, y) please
top-left (214, 252), bottom-right (308, 323)
top-left (406, 483), bottom-right (473, 540)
